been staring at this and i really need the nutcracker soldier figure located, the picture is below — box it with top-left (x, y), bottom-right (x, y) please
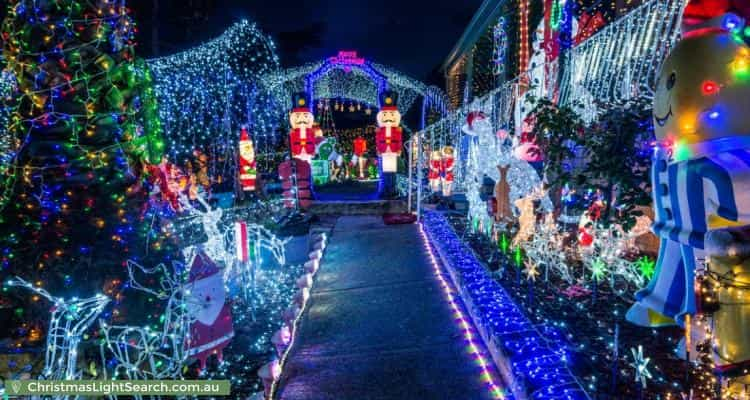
top-left (289, 93), bottom-right (317, 163)
top-left (238, 127), bottom-right (257, 192)
top-left (375, 90), bottom-right (403, 198)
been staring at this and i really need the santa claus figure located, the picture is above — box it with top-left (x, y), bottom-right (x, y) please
top-left (462, 111), bottom-right (491, 136)
top-left (238, 127), bottom-right (257, 192)
top-left (428, 150), bottom-right (442, 193)
top-left (353, 136), bottom-right (368, 179)
top-left (441, 146), bottom-right (455, 197)
top-left (376, 91), bottom-right (403, 198)
top-left (289, 93), bottom-right (317, 163)
top-left (185, 252), bottom-right (235, 370)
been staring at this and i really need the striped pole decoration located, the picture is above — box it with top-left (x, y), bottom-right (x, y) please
top-left (235, 221), bottom-right (249, 262)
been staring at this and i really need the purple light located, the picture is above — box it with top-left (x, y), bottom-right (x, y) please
top-left (419, 225), bottom-right (508, 400)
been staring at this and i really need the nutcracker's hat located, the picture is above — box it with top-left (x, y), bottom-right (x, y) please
top-left (291, 92), bottom-right (312, 113)
top-left (379, 90), bottom-right (399, 111)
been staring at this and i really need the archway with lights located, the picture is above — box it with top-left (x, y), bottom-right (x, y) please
top-left (264, 51), bottom-right (450, 200)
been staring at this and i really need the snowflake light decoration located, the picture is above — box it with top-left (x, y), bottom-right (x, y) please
top-left (524, 260), bottom-right (540, 282)
top-left (635, 256), bottom-right (656, 280)
top-left (629, 345), bottom-right (653, 388)
top-left (590, 258), bottom-right (608, 282)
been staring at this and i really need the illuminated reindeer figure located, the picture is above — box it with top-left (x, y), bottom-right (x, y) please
top-left (524, 214), bottom-right (573, 284)
top-left (6, 277), bottom-right (110, 383)
top-left (99, 259), bottom-right (193, 381)
top-left (180, 195), bottom-right (230, 268)
top-left (224, 222), bottom-right (291, 304)
top-left (179, 193), bottom-right (290, 285)
top-left (512, 185), bottom-right (548, 247)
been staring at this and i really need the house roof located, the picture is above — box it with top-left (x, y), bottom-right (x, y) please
top-left (441, 0), bottom-right (507, 73)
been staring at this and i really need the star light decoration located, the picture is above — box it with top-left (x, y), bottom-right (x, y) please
top-left (492, 17), bottom-right (508, 80)
top-left (524, 260), bottom-right (540, 281)
top-left (590, 258), bottom-right (608, 282)
top-left (629, 345), bottom-right (653, 388)
top-left (635, 256), bottom-right (656, 280)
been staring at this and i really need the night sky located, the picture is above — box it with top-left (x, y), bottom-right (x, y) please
top-left (128, 0), bottom-right (484, 86)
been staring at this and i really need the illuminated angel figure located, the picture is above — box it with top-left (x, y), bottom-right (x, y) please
top-left (5, 277), bottom-right (110, 384)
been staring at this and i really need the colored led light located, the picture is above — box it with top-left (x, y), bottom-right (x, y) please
top-left (421, 211), bottom-right (588, 399)
top-left (419, 224), bottom-right (507, 400)
top-left (701, 80), bottom-right (719, 95)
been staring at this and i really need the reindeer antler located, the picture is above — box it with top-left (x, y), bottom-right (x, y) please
top-left (5, 276), bottom-right (58, 303)
top-left (127, 260), bottom-right (182, 299)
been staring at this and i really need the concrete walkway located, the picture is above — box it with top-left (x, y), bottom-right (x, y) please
top-left (275, 216), bottom-right (496, 400)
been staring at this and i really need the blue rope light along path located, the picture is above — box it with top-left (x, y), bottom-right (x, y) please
top-left (274, 216), bottom-right (507, 399)
top-left (421, 210), bottom-right (590, 400)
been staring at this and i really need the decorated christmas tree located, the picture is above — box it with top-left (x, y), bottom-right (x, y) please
top-left (0, 0), bottom-right (166, 336)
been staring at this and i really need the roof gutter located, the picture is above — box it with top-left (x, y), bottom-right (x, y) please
top-left (441, 0), bottom-right (508, 73)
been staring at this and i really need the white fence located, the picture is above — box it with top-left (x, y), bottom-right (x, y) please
top-left (407, 0), bottom-right (686, 214)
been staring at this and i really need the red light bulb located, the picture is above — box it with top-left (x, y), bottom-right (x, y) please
top-left (701, 80), bottom-right (720, 95)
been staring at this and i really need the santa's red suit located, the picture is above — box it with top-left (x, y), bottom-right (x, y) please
top-left (442, 152), bottom-right (455, 184)
top-left (290, 127), bottom-right (317, 161)
top-left (238, 128), bottom-right (257, 192)
top-left (185, 252), bottom-right (234, 370)
top-left (428, 151), bottom-right (442, 192)
top-left (353, 137), bottom-right (367, 157)
top-left (375, 126), bottom-right (403, 155)
top-left (578, 227), bottom-right (594, 247)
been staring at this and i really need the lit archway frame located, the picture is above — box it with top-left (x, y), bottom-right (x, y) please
top-left (262, 51), bottom-right (450, 129)
top-left (305, 51), bottom-right (388, 100)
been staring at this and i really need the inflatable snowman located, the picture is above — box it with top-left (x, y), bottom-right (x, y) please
top-left (626, 5), bottom-right (750, 389)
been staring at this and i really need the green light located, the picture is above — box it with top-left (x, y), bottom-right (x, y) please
top-left (514, 246), bottom-right (522, 268)
top-left (591, 258), bottom-right (607, 282)
top-left (636, 256), bottom-right (655, 280)
top-left (673, 140), bottom-right (692, 162)
top-left (499, 233), bottom-right (509, 253)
